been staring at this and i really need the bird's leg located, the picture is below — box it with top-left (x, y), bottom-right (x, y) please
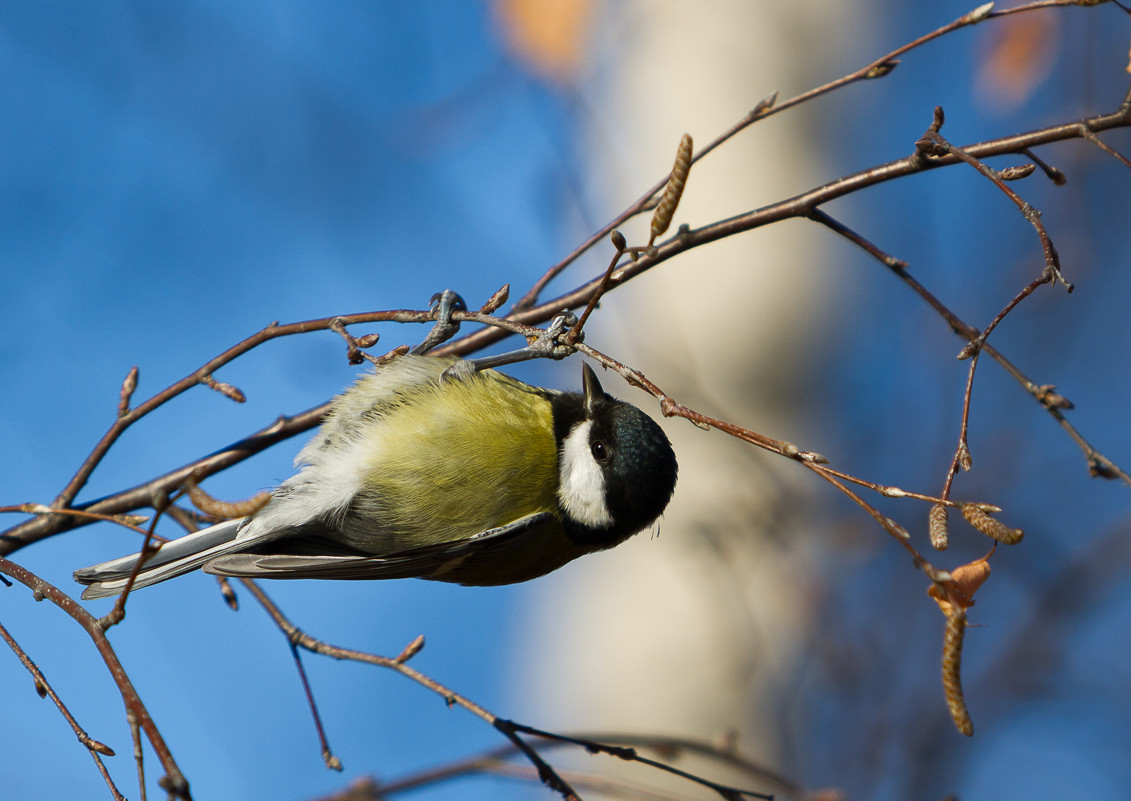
top-left (410, 290), bottom-right (467, 355)
top-left (441, 312), bottom-right (580, 381)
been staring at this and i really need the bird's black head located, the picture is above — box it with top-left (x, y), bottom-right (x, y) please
top-left (552, 363), bottom-right (678, 547)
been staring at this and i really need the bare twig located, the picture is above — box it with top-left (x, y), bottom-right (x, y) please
top-left (0, 619), bottom-right (124, 799)
top-left (578, 345), bottom-right (960, 587)
top-left (808, 210), bottom-right (1131, 487)
top-left (328, 317), bottom-right (382, 366)
top-left (508, 0), bottom-right (1081, 315)
top-left (567, 231), bottom-right (628, 344)
top-left (444, 87), bottom-right (1131, 366)
top-left (288, 641), bottom-right (344, 772)
top-left (918, 122), bottom-right (1070, 291)
top-left (0, 559), bottom-right (191, 800)
top-left (98, 489), bottom-right (182, 630)
top-left (129, 707), bottom-right (147, 801)
top-left (3, 11), bottom-right (1129, 794)
top-left (363, 732), bottom-right (813, 801)
top-left (239, 577), bottom-right (789, 801)
top-left (911, 120), bottom-right (1071, 497)
top-left (499, 721), bottom-right (774, 801)
top-left (4, 84), bottom-right (1128, 559)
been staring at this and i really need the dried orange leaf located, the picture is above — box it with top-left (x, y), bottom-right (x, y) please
top-left (928, 548), bottom-right (994, 615)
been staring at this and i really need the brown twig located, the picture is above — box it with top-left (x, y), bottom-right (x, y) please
top-left (361, 732), bottom-right (814, 801)
top-left (4, 80), bottom-right (1127, 560)
top-left (807, 210), bottom-right (1131, 487)
top-left (328, 317), bottom-right (382, 366)
top-left (288, 640), bottom-right (344, 772)
top-left (238, 578), bottom-right (494, 718)
top-left (316, 758), bottom-right (778, 801)
top-left (567, 231), bottom-right (628, 344)
top-left (129, 707), bottom-right (147, 801)
top-left (3, 12), bottom-right (1128, 791)
top-left (98, 489), bottom-right (181, 630)
top-left (918, 122), bottom-right (1071, 290)
top-left (920, 122), bottom-right (1082, 503)
top-left (0, 306), bottom-right (559, 554)
top-left (0, 619), bottom-right (124, 799)
top-left (184, 477), bottom-right (271, 521)
top-left (34, 304), bottom-right (468, 528)
top-left (0, 559), bottom-right (191, 800)
top-left (239, 576), bottom-right (790, 801)
top-left (1, 503), bottom-right (151, 535)
top-left (443, 85), bottom-right (1131, 366)
top-left (1, 408), bottom-right (321, 553)
top-left (911, 120), bottom-right (1071, 498)
top-left (578, 345), bottom-right (956, 585)
top-left (508, 1), bottom-right (1014, 313)
top-left (499, 721), bottom-right (774, 801)
top-left (237, 578), bottom-right (582, 799)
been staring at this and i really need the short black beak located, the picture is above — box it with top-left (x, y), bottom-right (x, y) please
top-left (582, 362), bottom-right (605, 415)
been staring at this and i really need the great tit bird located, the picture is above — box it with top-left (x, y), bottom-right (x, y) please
top-left (75, 355), bottom-right (678, 599)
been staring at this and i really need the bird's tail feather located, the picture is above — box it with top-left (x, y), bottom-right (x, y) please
top-left (74, 518), bottom-right (247, 599)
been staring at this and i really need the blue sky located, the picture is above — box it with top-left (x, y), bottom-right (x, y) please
top-left (3, 3), bottom-right (1131, 801)
top-left (1, 5), bottom-right (584, 799)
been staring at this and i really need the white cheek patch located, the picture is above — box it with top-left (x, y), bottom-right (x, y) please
top-left (558, 420), bottom-right (614, 528)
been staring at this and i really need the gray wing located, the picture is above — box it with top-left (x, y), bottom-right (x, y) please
top-left (201, 511), bottom-right (581, 586)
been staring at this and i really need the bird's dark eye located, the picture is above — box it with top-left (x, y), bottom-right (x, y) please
top-left (590, 440), bottom-right (608, 461)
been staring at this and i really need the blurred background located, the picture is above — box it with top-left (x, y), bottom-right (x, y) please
top-left (2, 2), bottom-right (1130, 799)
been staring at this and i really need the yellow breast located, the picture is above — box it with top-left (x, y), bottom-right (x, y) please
top-left (350, 368), bottom-right (559, 549)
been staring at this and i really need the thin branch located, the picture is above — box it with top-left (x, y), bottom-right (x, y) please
top-left (910, 120), bottom-right (1070, 498)
top-left (501, 721), bottom-right (774, 801)
top-left (509, 0), bottom-right (1013, 312)
top-left (129, 707), bottom-right (148, 801)
top-left (0, 408), bottom-right (321, 553)
top-left (315, 760), bottom-right (734, 801)
top-left (288, 640), bottom-right (343, 772)
top-left (238, 581), bottom-right (491, 717)
top-left (809, 210), bottom-right (1131, 486)
top-left (578, 345), bottom-right (952, 584)
top-left (239, 577), bottom-right (796, 801)
top-left (0, 308), bottom-right (564, 553)
top-left (0, 559), bottom-right (191, 800)
top-left (918, 123), bottom-right (1070, 291)
top-left (363, 733), bottom-right (812, 801)
top-left (4, 82), bottom-right (1127, 560)
top-left (442, 89), bottom-right (1131, 363)
top-left (238, 576), bottom-right (585, 798)
top-left (47, 309), bottom-right (437, 514)
top-left (0, 619), bottom-right (125, 800)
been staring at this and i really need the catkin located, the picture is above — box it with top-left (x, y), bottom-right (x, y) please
top-left (929, 503), bottom-right (949, 551)
top-left (650, 134), bottom-right (693, 244)
top-left (942, 610), bottom-right (974, 736)
top-left (962, 503), bottom-right (1023, 545)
